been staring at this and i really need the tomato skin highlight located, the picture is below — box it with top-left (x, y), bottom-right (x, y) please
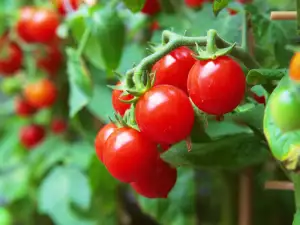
top-left (94, 123), bottom-right (117, 163)
top-left (0, 35), bottom-right (23, 76)
top-left (20, 124), bottom-right (45, 149)
top-left (152, 47), bottom-right (196, 93)
top-left (112, 82), bottom-right (133, 116)
top-left (187, 56), bottom-right (246, 115)
top-left (130, 158), bottom-right (177, 199)
top-left (24, 79), bottom-right (57, 109)
top-left (103, 127), bottom-right (159, 183)
top-left (15, 97), bottom-right (37, 117)
top-left (141, 0), bottom-right (160, 15)
top-left (51, 118), bottom-right (67, 134)
top-left (289, 53), bottom-right (300, 81)
top-left (135, 85), bottom-right (194, 145)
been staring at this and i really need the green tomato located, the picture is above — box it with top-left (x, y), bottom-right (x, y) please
top-left (0, 208), bottom-right (12, 225)
top-left (270, 86), bottom-right (300, 132)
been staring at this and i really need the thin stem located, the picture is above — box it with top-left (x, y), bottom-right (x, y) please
top-left (206, 29), bottom-right (218, 54)
top-left (297, 0), bottom-right (300, 35)
top-left (76, 28), bottom-right (91, 57)
top-left (292, 173), bottom-right (300, 225)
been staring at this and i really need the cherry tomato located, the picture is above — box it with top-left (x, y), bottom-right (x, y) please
top-left (0, 35), bottom-right (23, 76)
top-left (152, 47), bottom-right (196, 93)
top-left (187, 56), bottom-right (246, 115)
top-left (270, 86), bottom-right (300, 132)
top-left (135, 85), bottom-right (195, 145)
top-left (141, 0), bottom-right (160, 15)
top-left (23, 8), bottom-right (60, 44)
top-left (16, 7), bottom-right (36, 43)
top-left (103, 127), bottom-right (159, 183)
top-left (131, 158), bottom-right (177, 198)
top-left (112, 82), bottom-right (133, 116)
top-left (94, 123), bottom-right (117, 163)
top-left (51, 118), bottom-right (67, 134)
top-left (289, 53), bottom-right (300, 81)
top-left (20, 124), bottom-right (45, 149)
top-left (24, 79), bottom-right (57, 109)
top-left (15, 97), bottom-right (37, 117)
top-left (36, 44), bottom-right (63, 76)
top-left (53, 0), bottom-right (80, 15)
top-left (251, 92), bottom-right (266, 105)
top-left (184, 0), bottom-right (205, 8)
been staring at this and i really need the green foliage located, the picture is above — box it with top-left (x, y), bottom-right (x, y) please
top-left (213, 0), bottom-right (229, 16)
top-left (122, 0), bottom-right (146, 13)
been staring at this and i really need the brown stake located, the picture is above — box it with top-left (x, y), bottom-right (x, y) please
top-left (270, 11), bottom-right (297, 20)
top-left (238, 169), bottom-right (252, 225)
top-left (264, 181), bottom-right (294, 191)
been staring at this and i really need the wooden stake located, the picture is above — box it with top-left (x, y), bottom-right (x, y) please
top-left (238, 169), bottom-right (252, 225)
top-left (264, 181), bottom-right (294, 191)
top-left (270, 11), bottom-right (297, 20)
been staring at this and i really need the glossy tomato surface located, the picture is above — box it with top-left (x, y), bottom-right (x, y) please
top-left (95, 123), bottom-right (117, 163)
top-left (135, 85), bottom-right (194, 145)
top-left (112, 82), bottom-right (133, 116)
top-left (141, 0), bottom-right (160, 15)
top-left (131, 158), bottom-right (177, 198)
top-left (24, 79), bottom-right (57, 109)
top-left (103, 127), bottom-right (159, 183)
top-left (20, 124), bottom-right (45, 149)
top-left (0, 35), bottom-right (23, 76)
top-left (15, 97), bottom-right (37, 117)
top-left (152, 47), bottom-right (196, 93)
top-left (187, 56), bottom-right (246, 115)
top-left (16, 7), bottom-right (36, 43)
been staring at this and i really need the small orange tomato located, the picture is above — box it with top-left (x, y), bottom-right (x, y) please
top-left (289, 52), bottom-right (300, 81)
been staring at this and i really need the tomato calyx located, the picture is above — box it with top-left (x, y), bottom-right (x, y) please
top-left (194, 29), bottom-right (236, 60)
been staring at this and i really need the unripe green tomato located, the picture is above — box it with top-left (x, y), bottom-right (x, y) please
top-left (0, 208), bottom-right (12, 225)
top-left (270, 87), bottom-right (300, 132)
top-left (0, 77), bottom-right (22, 96)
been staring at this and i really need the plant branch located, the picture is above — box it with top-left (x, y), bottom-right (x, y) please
top-left (292, 173), bottom-right (300, 225)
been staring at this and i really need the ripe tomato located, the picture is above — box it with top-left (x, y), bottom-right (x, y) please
top-left (103, 127), bottom-right (159, 183)
top-left (112, 82), bottom-right (133, 116)
top-left (184, 0), bottom-right (205, 8)
top-left (289, 53), bottom-right (300, 81)
top-left (152, 47), bottom-right (196, 93)
top-left (53, 0), bottom-right (80, 15)
top-left (0, 35), bottom-right (23, 76)
top-left (51, 118), bottom-right (67, 134)
top-left (36, 44), bottom-right (63, 76)
top-left (20, 124), bottom-right (45, 149)
top-left (187, 56), bottom-right (246, 115)
top-left (135, 85), bottom-right (194, 145)
top-left (94, 123), bottom-right (117, 163)
top-left (141, 0), bottom-right (160, 15)
top-left (16, 7), bottom-right (36, 43)
top-left (131, 158), bottom-right (177, 198)
top-left (270, 86), bottom-right (300, 132)
top-left (24, 79), bottom-right (57, 109)
top-left (15, 97), bottom-right (37, 117)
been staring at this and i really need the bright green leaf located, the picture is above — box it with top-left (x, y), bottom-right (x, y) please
top-left (122, 0), bottom-right (146, 13)
top-left (246, 68), bottom-right (287, 85)
top-left (213, 0), bottom-right (229, 16)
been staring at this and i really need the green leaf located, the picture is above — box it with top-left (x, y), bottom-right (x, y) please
top-left (161, 133), bottom-right (268, 170)
top-left (38, 166), bottom-right (95, 225)
top-left (246, 68), bottom-right (287, 85)
top-left (137, 168), bottom-right (196, 225)
top-left (122, 0), bottom-right (146, 13)
top-left (67, 48), bottom-right (93, 118)
top-left (213, 0), bottom-right (229, 16)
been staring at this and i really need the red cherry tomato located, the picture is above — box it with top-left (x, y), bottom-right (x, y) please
top-left (51, 118), bottom-right (67, 134)
top-left (94, 123), bottom-right (117, 163)
top-left (131, 158), bottom-right (177, 198)
top-left (0, 35), bottom-right (23, 76)
top-left (16, 7), bottom-right (37, 43)
top-left (187, 56), bottom-right (246, 115)
top-left (251, 92), bottom-right (266, 105)
top-left (227, 8), bottom-right (238, 15)
top-left (112, 82), bottom-right (133, 116)
top-left (36, 44), bottom-right (63, 76)
top-left (141, 0), bottom-right (160, 15)
top-left (15, 97), bottom-right (37, 117)
top-left (103, 127), bottom-right (159, 183)
top-left (184, 0), bottom-right (205, 8)
top-left (24, 79), bottom-right (57, 109)
top-left (152, 47), bottom-right (196, 93)
top-left (20, 124), bottom-right (45, 149)
top-left (135, 85), bottom-right (194, 145)
top-left (53, 0), bottom-right (80, 15)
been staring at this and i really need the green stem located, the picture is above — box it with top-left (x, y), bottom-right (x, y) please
top-left (292, 173), bottom-right (300, 225)
top-left (297, 0), bottom-right (300, 35)
top-left (241, 11), bottom-right (248, 51)
top-left (76, 28), bottom-right (91, 57)
top-left (206, 29), bottom-right (218, 54)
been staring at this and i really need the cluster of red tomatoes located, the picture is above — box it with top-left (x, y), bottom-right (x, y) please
top-left (0, 1), bottom-right (80, 149)
top-left (95, 44), bottom-right (249, 198)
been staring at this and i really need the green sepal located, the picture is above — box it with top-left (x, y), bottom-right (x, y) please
top-left (194, 43), bottom-right (236, 60)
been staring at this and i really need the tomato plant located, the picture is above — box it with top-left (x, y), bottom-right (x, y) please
top-left (187, 56), bottom-right (246, 115)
